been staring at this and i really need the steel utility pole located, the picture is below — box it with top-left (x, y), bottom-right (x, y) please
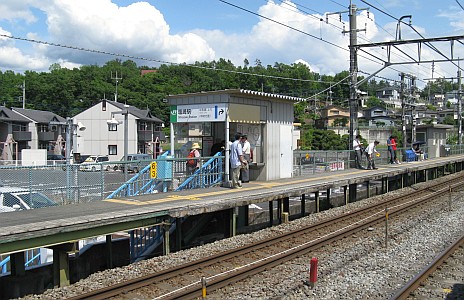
top-left (111, 71), bottom-right (122, 103)
top-left (458, 69), bottom-right (462, 144)
top-left (328, 2), bottom-right (367, 163)
top-left (400, 73), bottom-right (407, 151)
top-left (348, 3), bottom-right (359, 153)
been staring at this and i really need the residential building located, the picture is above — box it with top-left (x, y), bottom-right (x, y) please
top-left (362, 106), bottom-right (395, 127)
top-left (12, 108), bottom-right (67, 155)
top-left (72, 100), bottom-right (164, 161)
top-left (315, 105), bottom-right (350, 129)
top-left (0, 106), bottom-right (31, 160)
top-left (375, 87), bottom-right (401, 109)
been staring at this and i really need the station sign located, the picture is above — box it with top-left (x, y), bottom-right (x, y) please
top-left (170, 104), bottom-right (226, 123)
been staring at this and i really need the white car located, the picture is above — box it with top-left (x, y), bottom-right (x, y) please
top-left (79, 155), bottom-right (111, 172)
top-left (0, 186), bottom-right (58, 210)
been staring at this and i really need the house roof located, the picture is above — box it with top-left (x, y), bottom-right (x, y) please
top-left (0, 106), bottom-right (30, 123)
top-left (109, 101), bottom-right (163, 123)
top-left (12, 107), bottom-right (66, 124)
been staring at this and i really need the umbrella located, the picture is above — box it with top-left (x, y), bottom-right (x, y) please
top-left (412, 141), bottom-right (426, 146)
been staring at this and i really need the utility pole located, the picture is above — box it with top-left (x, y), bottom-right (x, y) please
top-left (411, 76), bottom-right (417, 142)
top-left (111, 71), bottom-right (122, 102)
top-left (400, 73), bottom-right (407, 151)
top-left (328, 2), bottom-right (367, 165)
top-left (459, 68), bottom-right (462, 144)
top-left (348, 3), bottom-right (360, 152)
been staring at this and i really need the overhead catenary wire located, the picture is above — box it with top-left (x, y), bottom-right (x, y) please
top-left (360, 0), bottom-right (464, 75)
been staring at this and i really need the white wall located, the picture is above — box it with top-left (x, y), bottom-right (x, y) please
top-left (73, 102), bottom-right (139, 161)
top-left (21, 149), bottom-right (46, 166)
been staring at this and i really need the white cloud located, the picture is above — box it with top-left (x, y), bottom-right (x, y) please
top-left (38, 0), bottom-right (215, 66)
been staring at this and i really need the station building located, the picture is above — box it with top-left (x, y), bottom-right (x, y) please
top-left (167, 89), bottom-right (306, 182)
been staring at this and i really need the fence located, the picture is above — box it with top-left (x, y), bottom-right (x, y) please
top-left (2, 145), bottom-right (464, 210)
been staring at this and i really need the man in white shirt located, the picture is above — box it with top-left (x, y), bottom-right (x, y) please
top-left (365, 140), bottom-right (380, 170)
top-left (240, 134), bottom-right (251, 183)
top-left (230, 133), bottom-right (247, 188)
top-left (353, 135), bottom-right (365, 169)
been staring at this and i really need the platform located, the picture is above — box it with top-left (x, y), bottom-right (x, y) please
top-left (1, 155), bottom-right (464, 255)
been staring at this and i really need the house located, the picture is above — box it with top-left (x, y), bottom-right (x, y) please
top-left (362, 106), bottom-right (395, 127)
top-left (315, 105), bottom-right (350, 129)
top-left (0, 106), bottom-right (32, 161)
top-left (12, 108), bottom-right (67, 155)
top-left (375, 87), bottom-right (401, 109)
top-left (72, 100), bottom-right (164, 161)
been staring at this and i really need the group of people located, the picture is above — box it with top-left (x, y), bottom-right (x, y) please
top-left (186, 133), bottom-right (252, 189)
top-left (229, 133), bottom-right (251, 189)
top-left (353, 135), bottom-right (401, 170)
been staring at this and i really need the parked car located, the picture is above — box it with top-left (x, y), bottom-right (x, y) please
top-left (0, 186), bottom-right (58, 211)
top-left (79, 155), bottom-right (110, 171)
top-left (114, 154), bottom-right (152, 173)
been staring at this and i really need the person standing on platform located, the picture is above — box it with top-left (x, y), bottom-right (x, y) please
top-left (365, 140), bottom-right (380, 170)
top-left (387, 136), bottom-right (395, 164)
top-left (391, 136), bottom-right (401, 164)
top-left (186, 142), bottom-right (201, 175)
top-left (240, 134), bottom-right (251, 183)
top-left (230, 133), bottom-right (247, 189)
top-left (353, 135), bottom-right (365, 169)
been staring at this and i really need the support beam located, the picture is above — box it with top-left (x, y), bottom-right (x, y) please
top-left (10, 252), bottom-right (25, 276)
top-left (52, 243), bottom-right (76, 287)
top-left (315, 191), bottom-right (320, 213)
top-left (162, 222), bottom-right (170, 255)
top-left (175, 218), bottom-right (182, 251)
top-left (106, 235), bottom-right (113, 269)
top-left (268, 201), bottom-right (274, 227)
top-left (300, 194), bottom-right (306, 217)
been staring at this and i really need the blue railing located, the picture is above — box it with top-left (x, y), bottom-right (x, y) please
top-left (176, 152), bottom-right (223, 191)
top-left (107, 151), bottom-right (171, 199)
top-left (128, 153), bottom-right (223, 261)
top-left (1, 249), bottom-right (40, 275)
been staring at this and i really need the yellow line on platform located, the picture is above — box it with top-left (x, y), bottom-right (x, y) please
top-left (104, 198), bottom-right (146, 205)
top-left (106, 168), bottom-right (370, 206)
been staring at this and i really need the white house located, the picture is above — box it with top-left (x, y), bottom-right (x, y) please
top-left (72, 100), bottom-right (164, 161)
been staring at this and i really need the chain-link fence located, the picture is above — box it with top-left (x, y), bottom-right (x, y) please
top-left (2, 145), bottom-right (463, 212)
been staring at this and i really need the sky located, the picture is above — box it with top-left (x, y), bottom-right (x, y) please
top-left (1, 0), bottom-right (464, 89)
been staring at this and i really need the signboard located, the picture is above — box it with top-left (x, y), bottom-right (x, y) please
top-left (150, 161), bottom-right (157, 178)
top-left (170, 104), bottom-right (226, 122)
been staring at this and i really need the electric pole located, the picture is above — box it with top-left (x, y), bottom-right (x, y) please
top-left (328, 2), bottom-right (367, 162)
top-left (459, 69), bottom-right (462, 144)
top-left (111, 71), bottom-right (122, 103)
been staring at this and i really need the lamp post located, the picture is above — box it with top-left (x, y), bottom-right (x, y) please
top-left (107, 106), bottom-right (129, 181)
top-left (50, 118), bottom-right (86, 201)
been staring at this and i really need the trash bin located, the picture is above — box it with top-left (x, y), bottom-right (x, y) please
top-left (440, 145), bottom-right (450, 157)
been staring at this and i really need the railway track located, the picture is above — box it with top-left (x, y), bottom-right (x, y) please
top-left (391, 234), bottom-right (464, 300)
top-left (66, 174), bottom-right (464, 300)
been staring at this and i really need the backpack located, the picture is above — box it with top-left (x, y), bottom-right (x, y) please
top-left (186, 150), bottom-right (196, 167)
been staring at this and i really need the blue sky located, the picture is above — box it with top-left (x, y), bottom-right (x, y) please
top-left (1, 0), bottom-right (464, 87)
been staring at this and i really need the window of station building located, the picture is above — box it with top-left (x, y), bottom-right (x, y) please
top-left (108, 145), bottom-right (117, 155)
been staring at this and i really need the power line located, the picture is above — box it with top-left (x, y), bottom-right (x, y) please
top-left (0, 33), bottom-right (342, 85)
top-left (360, 0), bottom-right (463, 75)
top-left (456, 0), bottom-right (464, 11)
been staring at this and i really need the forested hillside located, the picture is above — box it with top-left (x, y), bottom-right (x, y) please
top-left (1, 58), bottom-right (393, 123)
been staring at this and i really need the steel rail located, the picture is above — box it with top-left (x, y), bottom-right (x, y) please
top-left (66, 176), bottom-right (464, 300)
top-left (389, 234), bottom-right (464, 300)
